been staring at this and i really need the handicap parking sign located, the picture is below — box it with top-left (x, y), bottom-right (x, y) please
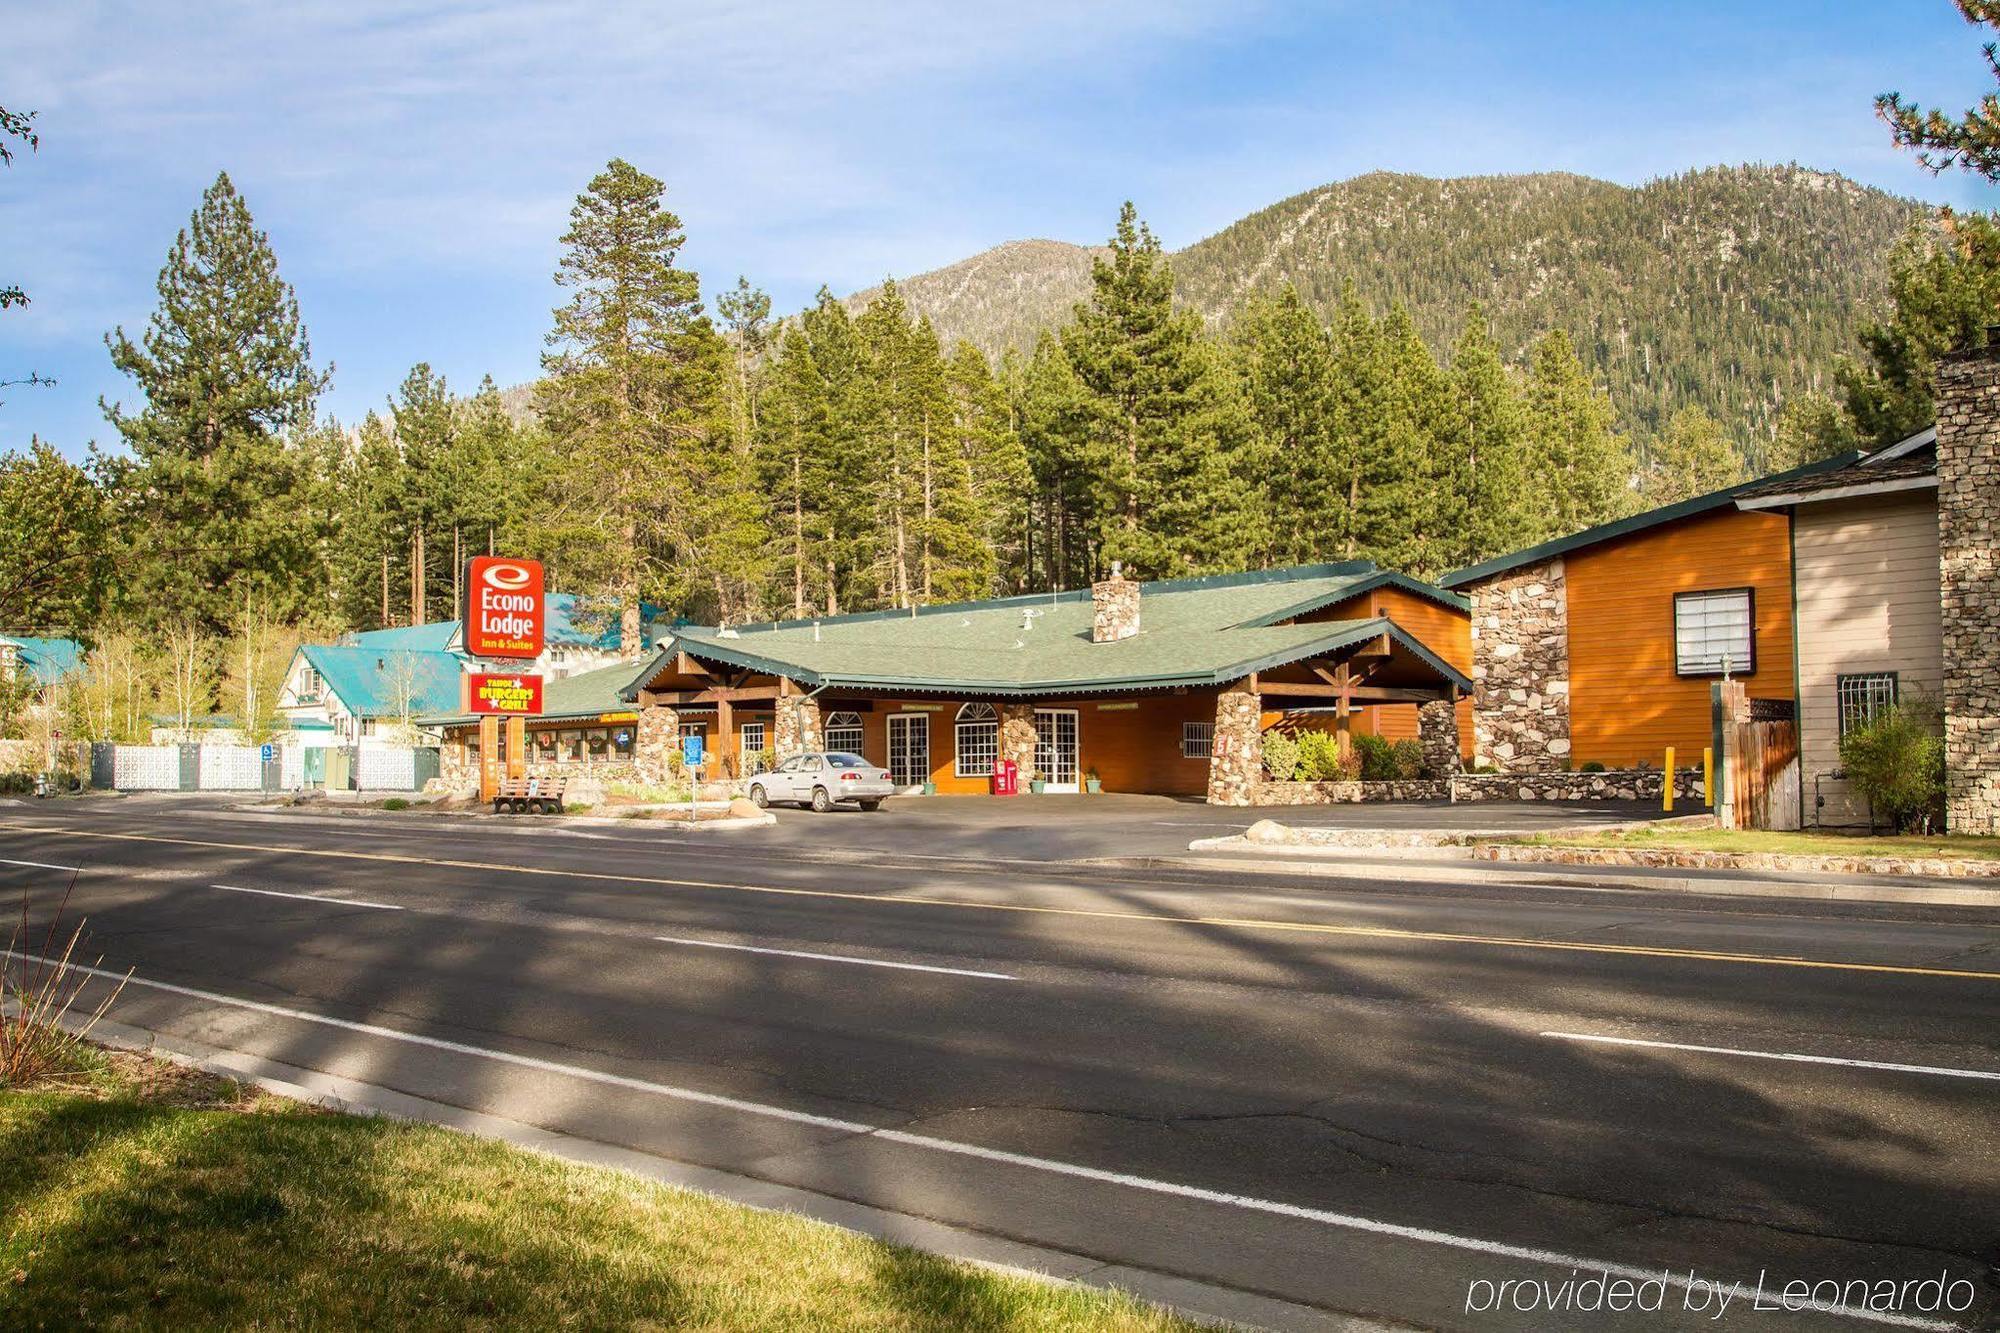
top-left (681, 733), bottom-right (704, 768)
top-left (260, 743), bottom-right (274, 763)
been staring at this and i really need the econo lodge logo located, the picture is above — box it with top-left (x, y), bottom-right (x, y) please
top-left (467, 556), bottom-right (545, 659)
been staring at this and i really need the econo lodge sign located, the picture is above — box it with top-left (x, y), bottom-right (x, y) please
top-left (464, 672), bottom-right (544, 716)
top-left (467, 557), bottom-right (545, 659)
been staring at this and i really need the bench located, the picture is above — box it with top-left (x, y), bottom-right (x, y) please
top-left (493, 776), bottom-right (568, 815)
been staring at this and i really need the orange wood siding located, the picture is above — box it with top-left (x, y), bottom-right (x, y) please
top-left (1564, 507), bottom-right (1796, 769)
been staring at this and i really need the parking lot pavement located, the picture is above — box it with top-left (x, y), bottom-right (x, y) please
top-left (751, 793), bottom-right (1677, 862)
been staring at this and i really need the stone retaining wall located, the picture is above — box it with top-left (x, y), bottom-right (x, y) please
top-left (1467, 557), bottom-right (1572, 773)
top-left (1247, 767), bottom-right (1705, 806)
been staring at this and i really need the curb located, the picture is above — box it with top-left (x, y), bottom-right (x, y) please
top-left (70, 1012), bottom-right (1382, 1333)
top-left (242, 802), bottom-right (777, 831)
top-left (1158, 848), bottom-right (2000, 908)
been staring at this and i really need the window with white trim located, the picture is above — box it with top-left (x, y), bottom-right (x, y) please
top-left (1837, 673), bottom-right (1898, 736)
top-left (824, 710), bottom-right (863, 754)
top-left (1181, 721), bottom-right (1214, 759)
top-left (954, 703), bottom-right (998, 778)
top-left (740, 721), bottom-right (768, 772)
top-left (1673, 588), bottom-right (1755, 676)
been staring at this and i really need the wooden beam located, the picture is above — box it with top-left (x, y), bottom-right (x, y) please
top-left (1334, 662), bottom-right (1352, 761)
top-left (644, 685), bottom-right (784, 706)
top-left (1351, 633), bottom-right (1393, 659)
top-left (1260, 681), bottom-right (1441, 703)
top-left (716, 690), bottom-right (735, 779)
top-left (672, 651), bottom-right (711, 678)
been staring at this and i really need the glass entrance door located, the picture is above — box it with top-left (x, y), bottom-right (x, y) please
top-left (887, 713), bottom-right (930, 788)
top-left (1034, 709), bottom-right (1080, 791)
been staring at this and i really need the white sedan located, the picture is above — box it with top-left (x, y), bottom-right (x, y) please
top-left (747, 751), bottom-right (895, 812)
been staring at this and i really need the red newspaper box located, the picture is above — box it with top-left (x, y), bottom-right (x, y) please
top-left (991, 758), bottom-right (1019, 796)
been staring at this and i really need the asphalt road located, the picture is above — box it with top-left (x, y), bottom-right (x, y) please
top-left (3, 798), bottom-right (1997, 1331)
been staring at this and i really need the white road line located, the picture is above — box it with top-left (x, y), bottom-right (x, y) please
top-left (7, 952), bottom-right (1961, 1332)
top-left (654, 935), bottom-right (1014, 980)
top-left (210, 883), bottom-right (404, 912)
top-left (1542, 1031), bottom-right (2000, 1082)
top-left (0, 856), bottom-right (82, 873)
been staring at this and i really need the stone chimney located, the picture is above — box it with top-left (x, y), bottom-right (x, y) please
top-left (1937, 336), bottom-right (2000, 835)
top-left (1091, 562), bottom-right (1140, 643)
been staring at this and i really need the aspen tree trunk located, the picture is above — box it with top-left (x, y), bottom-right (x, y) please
top-left (380, 553), bottom-right (390, 626)
top-left (792, 456), bottom-right (806, 618)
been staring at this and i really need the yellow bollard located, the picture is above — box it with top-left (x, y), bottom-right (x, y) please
top-left (1663, 746), bottom-right (1675, 812)
top-left (1704, 746), bottom-right (1714, 807)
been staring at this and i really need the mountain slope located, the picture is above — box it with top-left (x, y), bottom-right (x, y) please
top-left (847, 165), bottom-right (1921, 443)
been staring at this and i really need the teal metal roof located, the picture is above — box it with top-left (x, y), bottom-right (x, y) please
top-left (300, 645), bottom-right (465, 718)
top-left (622, 564), bottom-right (1472, 699)
top-left (1438, 451), bottom-right (1866, 589)
top-left (421, 659), bottom-right (645, 726)
top-left (2, 636), bottom-right (83, 686)
top-left (343, 622), bottom-right (461, 652)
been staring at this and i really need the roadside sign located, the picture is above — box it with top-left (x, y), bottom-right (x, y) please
top-left (681, 733), bottom-right (705, 769)
top-left (464, 672), bottom-right (544, 716)
top-left (260, 743), bottom-right (274, 763)
top-left (466, 557), bottom-right (546, 659)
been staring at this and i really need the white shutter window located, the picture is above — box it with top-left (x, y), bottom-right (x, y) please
top-left (1673, 589), bottom-right (1755, 676)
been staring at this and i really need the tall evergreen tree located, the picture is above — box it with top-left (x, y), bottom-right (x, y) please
top-left (534, 158), bottom-right (733, 644)
top-left (102, 171), bottom-right (330, 631)
top-left (1234, 284), bottom-right (1339, 565)
top-left (1643, 406), bottom-right (1745, 505)
top-left (948, 341), bottom-right (1033, 593)
top-left (1767, 391), bottom-right (1859, 473)
top-left (0, 440), bottom-right (110, 633)
top-left (1014, 333), bottom-right (1094, 589)
top-left (1837, 210), bottom-right (2000, 445)
top-left (1448, 304), bottom-right (1536, 564)
top-left (755, 291), bottom-right (868, 616)
top-left (1060, 202), bottom-right (1259, 577)
top-left (1877, 1), bottom-right (2000, 181)
top-left (1523, 329), bottom-right (1634, 533)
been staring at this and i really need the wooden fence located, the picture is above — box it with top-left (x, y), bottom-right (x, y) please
top-left (1714, 682), bottom-right (1800, 830)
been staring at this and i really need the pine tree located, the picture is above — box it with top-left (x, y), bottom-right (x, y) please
top-left (755, 291), bottom-right (868, 616)
top-left (1837, 210), bottom-right (2000, 445)
top-left (102, 171), bottom-right (330, 632)
top-left (1366, 304), bottom-right (1456, 575)
top-left (1524, 329), bottom-right (1635, 533)
top-left (1234, 284), bottom-right (1339, 565)
top-left (1767, 391), bottom-right (1860, 473)
top-left (0, 440), bottom-right (110, 633)
top-left (948, 341), bottom-right (1033, 593)
top-left (1448, 304), bottom-right (1536, 565)
top-left (389, 362), bottom-right (457, 623)
top-left (1643, 406), bottom-right (1746, 505)
top-left (535, 158), bottom-right (732, 646)
top-left (1014, 333), bottom-right (1093, 589)
top-left (1060, 203), bottom-right (1260, 577)
top-left (1877, 2), bottom-right (2000, 181)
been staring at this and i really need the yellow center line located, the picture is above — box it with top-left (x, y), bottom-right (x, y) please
top-left (7, 822), bottom-right (1997, 982)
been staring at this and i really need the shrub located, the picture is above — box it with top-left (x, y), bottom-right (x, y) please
top-left (1354, 734), bottom-right (1395, 781)
top-left (1294, 730), bottom-right (1360, 782)
top-left (3, 880), bottom-right (128, 1088)
top-left (381, 797), bottom-right (410, 811)
top-left (1579, 760), bottom-right (1608, 774)
top-left (1840, 699), bottom-right (1946, 833)
top-left (1261, 730), bottom-right (1300, 782)
top-left (1389, 738), bottom-right (1425, 780)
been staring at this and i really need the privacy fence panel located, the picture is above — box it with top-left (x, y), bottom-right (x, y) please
top-left (112, 746), bottom-right (183, 791)
top-left (356, 746), bottom-right (436, 791)
top-left (198, 745), bottom-right (266, 791)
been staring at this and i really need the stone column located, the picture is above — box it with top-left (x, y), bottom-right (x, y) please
top-left (1418, 698), bottom-right (1461, 778)
top-left (1468, 557), bottom-right (1572, 773)
top-left (775, 693), bottom-right (823, 758)
top-left (634, 704), bottom-right (680, 784)
top-left (1205, 679), bottom-right (1263, 806)
top-left (999, 703), bottom-right (1037, 779)
top-left (1938, 345), bottom-right (2000, 835)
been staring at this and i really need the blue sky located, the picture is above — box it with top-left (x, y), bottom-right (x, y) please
top-left (5, 1), bottom-right (1998, 458)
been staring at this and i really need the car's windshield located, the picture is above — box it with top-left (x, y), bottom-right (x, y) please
top-left (826, 752), bottom-right (868, 768)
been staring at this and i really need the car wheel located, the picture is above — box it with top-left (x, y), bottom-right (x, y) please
top-left (749, 784), bottom-right (769, 809)
top-left (810, 786), bottom-right (832, 813)
top-left (858, 799), bottom-right (881, 812)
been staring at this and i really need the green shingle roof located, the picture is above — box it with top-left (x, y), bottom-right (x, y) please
top-left (300, 645), bottom-right (466, 718)
top-left (343, 623), bottom-right (461, 652)
top-left (625, 563), bottom-right (1472, 698)
top-left (1439, 451), bottom-right (1865, 589)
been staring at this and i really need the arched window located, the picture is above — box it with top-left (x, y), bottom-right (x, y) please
top-left (954, 703), bottom-right (999, 778)
top-left (824, 710), bottom-right (863, 754)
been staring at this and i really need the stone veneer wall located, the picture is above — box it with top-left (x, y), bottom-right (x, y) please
top-left (1417, 699), bottom-right (1460, 778)
top-left (999, 703), bottom-right (1037, 778)
top-left (1468, 558), bottom-right (1572, 772)
top-left (774, 695), bottom-right (823, 759)
top-left (1205, 680), bottom-right (1263, 805)
top-left (1938, 347), bottom-right (2000, 836)
top-left (634, 705), bottom-right (681, 784)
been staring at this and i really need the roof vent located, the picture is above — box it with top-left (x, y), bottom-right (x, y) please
top-left (812, 620), bottom-right (821, 642)
top-left (1091, 564), bottom-right (1140, 643)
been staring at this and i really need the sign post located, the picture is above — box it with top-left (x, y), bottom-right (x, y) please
top-left (682, 732), bottom-right (705, 823)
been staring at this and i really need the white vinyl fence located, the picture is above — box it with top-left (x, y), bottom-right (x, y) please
top-left (197, 745), bottom-right (265, 791)
top-left (356, 746), bottom-right (417, 791)
top-left (112, 746), bottom-right (182, 791)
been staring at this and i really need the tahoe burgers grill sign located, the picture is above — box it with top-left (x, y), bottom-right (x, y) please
top-left (468, 557), bottom-right (545, 659)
